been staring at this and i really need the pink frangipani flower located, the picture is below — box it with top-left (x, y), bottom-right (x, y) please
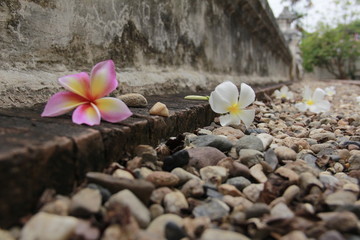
top-left (41, 60), bottom-right (132, 126)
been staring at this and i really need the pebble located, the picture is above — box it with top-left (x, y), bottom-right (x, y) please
top-left (162, 150), bottom-right (189, 171)
top-left (200, 166), bottom-right (228, 184)
top-left (264, 148), bottom-right (279, 170)
top-left (280, 230), bottom-right (309, 240)
top-left (319, 230), bottom-right (345, 240)
top-left (282, 185), bottom-right (300, 204)
top-left (299, 172), bottom-right (324, 192)
top-left (150, 187), bottom-right (172, 204)
top-left (218, 184), bottom-right (243, 197)
top-left (348, 153), bottom-right (360, 171)
top-left (163, 191), bottom-right (189, 214)
top-left (200, 228), bottom-right (250, 240)
top-left (226, 176), bottom-right (252, 191)
top-left (274, 146), bottom-right (297, 161)
top-left (244, 203), bottom-right (270, 219)
top-left (217, 157), bottom-right (251, 178)
top-left (270, 202), bottom-right (295, 219)
top-left (190, 135), bottom-right (233, 152)
top-left (212, 126), bottom-right (245, 140)
top-left (117, 93), bottom-right (148, 107)
top-left (257, 133), bottom-right (274, 150)
top-left (0, 229), bottom-right (15, 240)
top-left (242, 183), bottom-right (264, 202)
top-left (149, 204), bottom-right (164, 219)
top-left (20, 212), bottom-right (78, 240)
top-left (183, 217), bottom-right (211, 239)
top-left (40, 196), bottom-right (71, 216)
top-left (181, 178), bottom-right (205, 198)
top-left (171, 167), bottom-right (200, 184)
top-left (239, 149), bottom-right (264, 168)
top-left (325, 190), bottom-right (357, 208)
top-left (193, 199), bottom-right (230, 220)
top-left (146, 214), bottom-right (183, 237)
top-left (106, 189), bottom-right (151, 228)
top-left (146, 171), bottom-right (180, 187)
top-left (249, 164), bottom-right (268, 183)
top-left (187, 147), bottom-right (227, 170)
top-left (275, 166), bottom-right (299, 182)
top-left (69, 188), bottom-right (102, 217)
top-left (222, 195), bottom-right (253, 209)
top-left (323, 211), bottom-right (358, 232)
top-left (235, 135), bottom-right (264, 152)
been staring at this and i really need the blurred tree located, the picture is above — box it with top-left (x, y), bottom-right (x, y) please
top-left (300, 20), bottom-right (360, 79)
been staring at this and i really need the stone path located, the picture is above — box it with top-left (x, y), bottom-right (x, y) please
top-left (1, 80), bottom-right (360, 240)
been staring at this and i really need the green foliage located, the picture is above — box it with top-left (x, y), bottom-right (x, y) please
top-left (300, 20), bottom-right (360, 79)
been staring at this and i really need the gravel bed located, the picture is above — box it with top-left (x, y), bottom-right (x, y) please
top-left (1, 80), bottom-right (360, 240)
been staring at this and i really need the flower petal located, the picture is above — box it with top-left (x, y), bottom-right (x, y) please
top-left (295, 102), bottom-right (308, 112)
top-left (72, 103), bottom-right (101, 126)
top-left (313, 88), bottom-right (326, 102)
top-left (90, 60), bottom-right (118, 99)
top-left (238, 109), bottom-right (255, 128)
top-left (219, 114), bottom-right (241, 126)
top-left (58, 72), bottom-right (91, 99)
top-left (209, 91), bottom-right (231, 114)
top-left (41, 91), bottom-right (87, 117)
top-left (94, 97), bottom-right (133, 123)
top-left (238, 83), bottom-right (255, 108)
top-left (287, 92), bottom-right (294, 100)
top-left (274, 89), bottom-right (281, 98)
top-left (310, 100), bottom-right (331, 113)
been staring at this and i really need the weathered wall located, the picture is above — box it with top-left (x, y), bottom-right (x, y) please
top-left (0, 0), bottom-right (292, 108)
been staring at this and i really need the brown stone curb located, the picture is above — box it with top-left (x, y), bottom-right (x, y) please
top-left (0, 82), bottom-right (288, 227)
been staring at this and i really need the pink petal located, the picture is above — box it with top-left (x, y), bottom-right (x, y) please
top-left (72, 103), bottom-right (101, 126)
top-left (94, 97), bottom-right (133, 123)
top-left (58, 72), bottom-right (91, 99)
top-left (41, 91), bottom-right (87, 117)
top-left (90, 60), bottom-right (118, 99)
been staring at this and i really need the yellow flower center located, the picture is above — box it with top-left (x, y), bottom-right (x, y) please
top-left (306, 99), bottom-right (314, 105)
top-left (281, 93), bottom-right (287, 98)
top-left (227, 103), bottom-right (241, 114)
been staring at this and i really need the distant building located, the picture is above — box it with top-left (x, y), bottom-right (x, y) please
top-left (277, 7), bottom-right (303, 81)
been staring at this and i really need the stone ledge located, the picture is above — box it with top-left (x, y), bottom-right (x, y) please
top-left (0, 83), bottom-right (286, 227)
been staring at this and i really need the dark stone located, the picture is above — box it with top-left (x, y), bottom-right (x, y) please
top-left (162, 149), bottom-right (189, 171)
top-left (245, 203), bottom-right (270, 219)
top-left (165, 221), bottom-right (187, 240)
top-left (226, 177), bottom-right (251, 191)
top-left (190, 135), bottom-right (233, 152)
top-left (235, 135), bottom-right (264, 152)
top-left (264, 148), bottom-right (278, 170)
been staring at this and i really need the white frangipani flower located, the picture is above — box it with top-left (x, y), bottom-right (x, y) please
top-left (274, 85), bottom-right (294, 100)
top-left (209, 81), bottom-right (255, 127)
top-left (295, 86), bottom-right (331, 113)
top-left (324, 86), bottom-right (336, 97)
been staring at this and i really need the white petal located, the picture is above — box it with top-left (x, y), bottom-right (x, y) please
top-left (214, 81), bottom-right (239, 104)
top-left (295, 102), bottom-right (308, 112)
top-left (303, 86), bottom-right (312, 100)
top-left (280, 85), bottom-right (289, 94)
top-left (313, 88), bottom-right (326, 102)
top-left (209, 91), bottom-right (230, 114)
top-left (314, 100), bottom-right (331, 113)
top-left (239, 109), bottom-right (255, 128)
top-left (219, 114), bottom-right (240, 126)
top-left (238, 83), bottom-right (255, 108)
top-left (274, 90), bottom-right (281, 98)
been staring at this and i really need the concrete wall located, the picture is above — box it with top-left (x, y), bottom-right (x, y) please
top-left (0, 0), bottom-right (292, 108)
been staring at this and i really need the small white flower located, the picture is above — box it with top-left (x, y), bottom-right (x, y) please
top-left (356, 96), bottom-right (360, 103)
top-left (274, 85), bottom-right (294, 100)
top-left (295, 86), bottom-right (331, 113)
top-left (209, 81), bottom-right (255, 127)
top-left (324, 86), bottom-right (336, 97)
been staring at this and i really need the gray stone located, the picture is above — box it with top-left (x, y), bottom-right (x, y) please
top-left (245, 203), bottom-right (270, 219)
top-left (171, 167), bottom-right (201, 185)
top-left (187, 147), bottom-right (227, 170)
top-left (280, 231), bottom-right (309, 240)
top-left (319, 173), bottom-right (340, 189)
top-left (190, 135), bottom-right (233, 152)
top-left (164, 191), bottom-right (189, 214)
top-left (324, 211), bottom-right (358, 232)
top-left (239, 149), bottom-right (264, 168)
top-left (20, 212), bottom-right (78, 240)
top-left (235, 135), bottom-right (264, 152)
top-left (200, 229), bottom-right (250, 240)
top-left (319, 230), bottom-right (345, 240)
top-left (270, 202), bottom-right (294, 219)
top-left (70, 188), bottom-right (102, 217)
top-left (264, 148), bottom-right (279, 170)
top-left (106, 189), bottom-right (151, 228)
top-left (193, 199), bottom-right (230, 220)
top-left (226, 176), bottom-right (252, 191)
